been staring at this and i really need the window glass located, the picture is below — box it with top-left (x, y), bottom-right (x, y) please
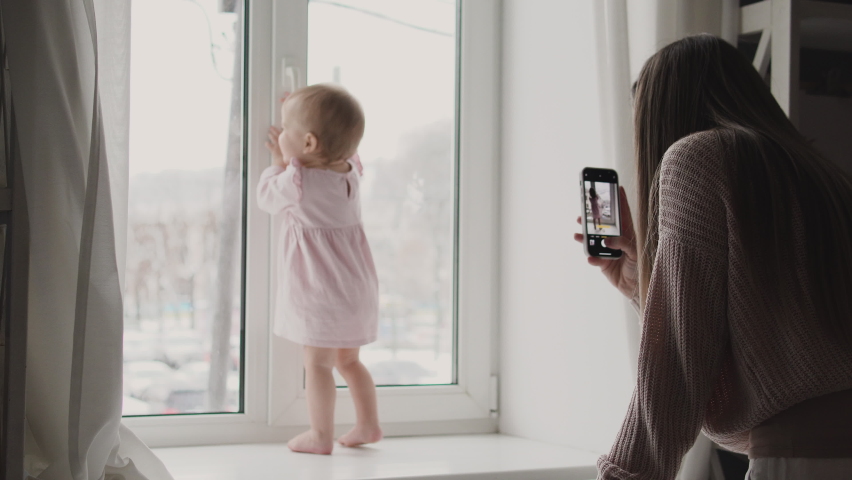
top-left (122, 0), bottom-right (245, 415)
top-left (307, 0), bottom-right (458, 386)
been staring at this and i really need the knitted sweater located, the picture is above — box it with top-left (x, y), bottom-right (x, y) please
top-left (597, 131), bottom-right (852, 480)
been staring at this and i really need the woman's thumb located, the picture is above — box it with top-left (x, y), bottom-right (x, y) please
top-left (602, 237), bottom-right (622, 249)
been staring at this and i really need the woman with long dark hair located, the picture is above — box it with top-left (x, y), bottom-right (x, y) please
top-left (576, 34), bottom-right (852, 479)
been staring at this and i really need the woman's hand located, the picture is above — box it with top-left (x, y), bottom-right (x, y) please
top-left (574, 186), bottom-right (639, 300)
top-left (265, 126), bottom-right (286, 168)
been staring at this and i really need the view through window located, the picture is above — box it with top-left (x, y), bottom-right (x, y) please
top-left (122, 0), bottom-right (458, 416)
top-left (307, 0), bottom-right (458, 386)
top-left (122, 0), bottom-right (245, 415)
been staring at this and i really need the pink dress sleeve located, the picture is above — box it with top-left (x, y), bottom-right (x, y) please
top-left (256, 164), bottom-right (302, 214)
top-left (350, 153), bottom-right (364, 176)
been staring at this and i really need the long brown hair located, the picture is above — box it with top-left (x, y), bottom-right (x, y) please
top-left (634, 34), bottom-right (852, 341)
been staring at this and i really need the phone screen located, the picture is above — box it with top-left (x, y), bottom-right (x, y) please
top-left (582, 168), bottom-right (621, 258)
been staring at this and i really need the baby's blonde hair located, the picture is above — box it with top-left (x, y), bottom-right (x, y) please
top-left (286, 84), bottom-right (365, 163)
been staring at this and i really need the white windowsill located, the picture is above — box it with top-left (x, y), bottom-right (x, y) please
top-left (154, 434), bottom-right (600, 480)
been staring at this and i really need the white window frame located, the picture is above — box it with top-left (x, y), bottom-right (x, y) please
top-left (124, 0), bottom-right (500, 448)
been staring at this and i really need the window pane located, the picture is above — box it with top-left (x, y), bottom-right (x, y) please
top-left (123, 0), bottom-right (245, 415)
top-left (308, 0), bottom-right (457, 386)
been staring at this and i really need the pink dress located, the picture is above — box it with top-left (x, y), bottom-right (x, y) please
top-left (590, 196), bottom-right (601, 218)
top-left (257, 156), bottom-right (379, 348)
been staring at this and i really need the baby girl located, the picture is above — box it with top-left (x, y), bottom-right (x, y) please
top-left (257, 84), bottom-right (381, 454)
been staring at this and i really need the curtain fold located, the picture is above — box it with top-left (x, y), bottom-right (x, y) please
top-left (594, 0), bottom-right (640, 381)
top-left (1, 1), bottom-right (172, 478)
top-left (626, 0), bottom-right (725, 80)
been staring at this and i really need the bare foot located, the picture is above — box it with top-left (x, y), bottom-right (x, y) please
top-left (338, 425), bottom-right (384, 447)
top-left (288, 430), bottom-right (334, 455)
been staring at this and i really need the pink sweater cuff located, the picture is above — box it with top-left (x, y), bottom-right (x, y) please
top-left (597, 456), bottom-right (640, 480)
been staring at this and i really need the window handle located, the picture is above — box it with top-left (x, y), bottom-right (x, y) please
top-left (281, 57), bottom-right (301, 93)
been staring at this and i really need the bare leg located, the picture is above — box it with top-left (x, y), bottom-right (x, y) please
top-left (336, 347), bottom-right (383, 447)
top-left (288, 346), bottom-right (337, 455)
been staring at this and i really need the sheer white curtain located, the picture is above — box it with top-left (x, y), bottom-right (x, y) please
top-left (596, 1), bottom-right (728, 479)
top-left (2, 1), bottom-right (172, 478)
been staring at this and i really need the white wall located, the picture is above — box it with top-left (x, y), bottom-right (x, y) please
top-left (499, 0), bottom-right (635, 454)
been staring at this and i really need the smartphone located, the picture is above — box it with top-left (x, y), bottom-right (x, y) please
top-left (580, 167), bottom-right (622, 259)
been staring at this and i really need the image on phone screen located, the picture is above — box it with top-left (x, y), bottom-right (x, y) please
top-left (584, 180), bottom-right (620, 237)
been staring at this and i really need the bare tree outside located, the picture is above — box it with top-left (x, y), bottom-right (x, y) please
top-left (123, 0), bottom-right (243, 416)
top-left (207, 0), bottom-right (243, 412)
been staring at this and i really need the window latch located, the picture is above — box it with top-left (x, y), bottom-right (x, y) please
top-left (280, 56), bottom-right (301, 93)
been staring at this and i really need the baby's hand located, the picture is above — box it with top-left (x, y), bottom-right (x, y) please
top-left (265, 126), bottom-right (286, 167)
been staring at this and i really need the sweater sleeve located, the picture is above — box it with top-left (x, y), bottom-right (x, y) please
top-left (256, 165), bottom-right (301, 214)
top-left (597, 132), bottom-right (730, 480)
